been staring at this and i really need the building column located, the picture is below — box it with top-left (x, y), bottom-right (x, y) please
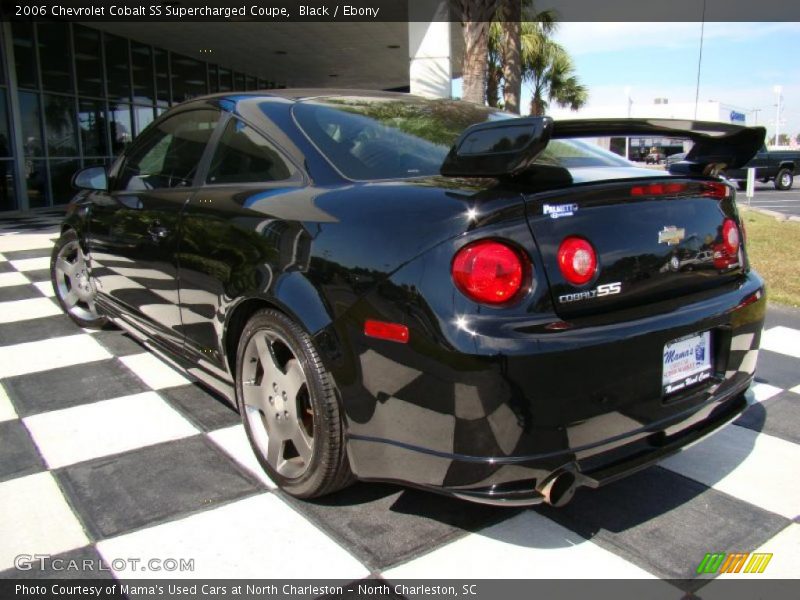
top-left (408, 1), bottom-right (451, 99)
top-left (2, 22), bottom-right (29, 212)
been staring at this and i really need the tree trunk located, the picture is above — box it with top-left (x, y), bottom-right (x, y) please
top-left (530, 93), bottom-right (544, 116)
top-left (500, 0), bottom-right (521, 113)
top-left (462, 20), bottom-right (490, 105)
top-left (486, 65), bottom-right (500, 107)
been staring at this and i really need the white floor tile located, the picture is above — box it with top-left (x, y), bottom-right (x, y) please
top-left (0, 297), bottom-right (61, 323)
top-left (0, 384), bottom-right (17, 422)
top-left (0, 334), bottom-right (112, 378)
top-left (0, 233), bottom-right (55, 253)
top-left (749, 382), bottom-right (784, 403)
top-left (96, 494), bottom-right (368, 579)
top-left (661, 425), bottom-right (800, 519)
top-left (9, 256), bottom-right (51, 272)
top-left (0, 472), bottom-right (89, 570)
top-left (0, 252), bottom-right (4, 261)
top-left (790, 384), bottom-right (800, 395)
top-left (384, 510), bottom-right (658, 580)
top-left (32, 280), bottom-right (55, 297)
top-left (0, 272), bottom-right (29, 287)
top-left (207, 425), bottom-right (276, 489)
top-left (24, 392), bottom-right (198, 469)
top-left (120, 353), bottom-right (190, 390)
top-left (761, 326), bottom-right (800, 359)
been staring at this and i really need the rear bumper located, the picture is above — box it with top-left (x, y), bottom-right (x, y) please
top-left (338, 271), bottom-right (766, 506)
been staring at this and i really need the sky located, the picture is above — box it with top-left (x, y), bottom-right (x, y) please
top-left (478, 22), bottom-right (799, 142)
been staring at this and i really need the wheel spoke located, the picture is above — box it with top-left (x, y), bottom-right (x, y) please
top-left (56, 257), bottom-right (76, 278)
top-left (292, 428), bottom-right (313, 464)
top-left (242, 381), bottom-right (268, 413)
top-left (63, 289), bottom-right (79, 307)
top-left (283, 359), bottom-right (305, 400)
top-left (267, 435), bottom-right (283, 469)
top-left (255, 333), bottom-right (283, 374)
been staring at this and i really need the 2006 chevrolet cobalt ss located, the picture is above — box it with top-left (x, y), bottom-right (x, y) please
top-left (52, 91), bottom-right (767, 507)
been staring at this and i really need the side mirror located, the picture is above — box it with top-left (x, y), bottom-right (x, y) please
top-left (72, 166), bottom-right (108, 191)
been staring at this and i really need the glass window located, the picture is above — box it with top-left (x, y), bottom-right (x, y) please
top-left (234, 72), bottom-right (245, 91)
top-left (12, 22), bottom-right (38, 89)
top-left (218, 68), bottom-right (232, 92)
top-left (105, 34), bottom-right (130, 100)
top-left (117, 109), bottom-right (218, 191)
top-left (131, 43), bottom-right (154, 104)
top-left (79, 99), bottom-right (108, 157)
top-left (246, 76), bottom-right (257, 91)
top-left (38, 22), bottom-right (73, 93)
top-left (109, 103), bottom-right (132, 155)
top-left (19, 92), bottom-right (44, 157)
top-left (207, 118), bottom-right (296, 184)
top-left (257, 78), bottom-right (268, 90)
top-left (49, 159), bottom-right (82, 204)
top-left (0, 162), bottom-right (16, 211)
top-left (44, 94), bottom-right (78, 156)
top-left (25, 160), bottom-right (49, 208)
top-left (171, 54), bottom-right (206, 103)
top-left (154, 48), bottom-right (170, 104)
top-left (208, 64), bottom-right (219, 93)
top-left (133, 105), bottom-right (155, 136)
top-left (74, 25), bottom-right (104, 98)
top-left (0, 92), bottom-right (12, 158)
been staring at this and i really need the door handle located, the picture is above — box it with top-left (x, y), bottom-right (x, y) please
top-left (147, 222), bottom-right (170, 241)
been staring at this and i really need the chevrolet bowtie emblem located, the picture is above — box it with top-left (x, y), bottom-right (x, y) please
top-left (658, 226), bottom-right (685, 246)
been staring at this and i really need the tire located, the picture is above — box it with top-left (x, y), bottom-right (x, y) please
top-left (50, 229), bottom-right (107, 329)
top-left (737, 181), bottom-right (747, 191)
top-left (774, 168), bottom-right (793, 191)
top-left (235, 308), bottom-right (353, 498)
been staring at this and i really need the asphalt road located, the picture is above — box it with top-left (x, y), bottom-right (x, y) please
top-left (737, 183), bottom-right (800, 218)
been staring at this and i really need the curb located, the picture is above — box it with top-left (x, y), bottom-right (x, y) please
top-left (739, 205), bottom-right (800, 223)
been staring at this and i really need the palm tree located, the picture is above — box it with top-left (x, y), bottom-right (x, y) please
top-left (457, 0), bottom-right (502, 105)
top-left (526, 40), bottom-right (588, 116)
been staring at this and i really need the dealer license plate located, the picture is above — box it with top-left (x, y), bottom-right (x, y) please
top-left (662, 331), bottom-right (713, 395)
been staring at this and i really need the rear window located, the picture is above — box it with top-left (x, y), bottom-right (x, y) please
top-left (290, 96), bottom-right (631, 180)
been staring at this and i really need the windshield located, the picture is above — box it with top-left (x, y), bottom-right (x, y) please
top-left (290, 96), bottom-right (632, 180)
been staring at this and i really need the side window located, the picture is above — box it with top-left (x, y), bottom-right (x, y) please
top-left (206, 118), bottom-right (297, 184)
top-left (116, 109), bottom-right (219, 191)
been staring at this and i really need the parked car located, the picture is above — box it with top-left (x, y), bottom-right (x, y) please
top-left (665, 151), bottom-right (687, 168)
top-left (53, 93), bottom-right (766, 508)
top-left (672, 144), bottom-right (799, 190)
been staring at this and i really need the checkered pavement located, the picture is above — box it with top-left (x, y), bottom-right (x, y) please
top-left (0, 211), bottom-right (798, 591)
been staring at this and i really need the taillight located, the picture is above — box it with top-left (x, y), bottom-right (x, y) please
top-left (722, 218), bottom-right (740, 255)
top-left (630, 181), bottom-right (729, 199)
top-left (557, 237), bottom-right (597, 285)
top-left (452, 240), bottom-right (525, 304)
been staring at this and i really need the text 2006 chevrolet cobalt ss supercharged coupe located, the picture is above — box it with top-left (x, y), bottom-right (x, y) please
top-left (52, 91), bottom-right (767, 507)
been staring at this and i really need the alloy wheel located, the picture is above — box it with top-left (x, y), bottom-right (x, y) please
top-left (241, 329), bottom-right (314, 479)
top-left (53, 239), bottom-right (100, 322)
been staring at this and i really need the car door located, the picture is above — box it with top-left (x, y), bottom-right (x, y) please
top-left (87, 107), bottom-right (221, 353)
top-left (176, 112), bottom-right (306, 387)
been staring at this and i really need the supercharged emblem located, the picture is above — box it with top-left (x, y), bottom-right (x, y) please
top-left (558, 282), bottom-right (622, 303)
top-left (543, 203), bottom-right (578, 219)
top-left (658, 225), bottom-right (686, 245)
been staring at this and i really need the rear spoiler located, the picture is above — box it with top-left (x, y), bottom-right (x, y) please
top-left (440, 117), bottom-right (766, 178)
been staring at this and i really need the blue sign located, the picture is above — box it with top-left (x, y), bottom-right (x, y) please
top-left (730, 111), bottom-right (746, 123)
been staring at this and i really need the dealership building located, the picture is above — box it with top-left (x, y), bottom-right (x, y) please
top-left (0, 4), bottom-right (458, 213)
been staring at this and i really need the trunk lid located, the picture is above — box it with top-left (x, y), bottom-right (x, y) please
top-left (525, 174), bottom-right (745, 318)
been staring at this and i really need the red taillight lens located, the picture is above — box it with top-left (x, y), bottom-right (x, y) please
top-left (452, 240), bottom-right (525, 304)
top-left (630, 181), bottom-right (729, 199)
top-left (722, 218), bottom-right (740, 255)
top-left (557, 237), bottom-right (597, 285)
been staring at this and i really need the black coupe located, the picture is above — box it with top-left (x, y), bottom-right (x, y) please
top-left (52, 91), bottom-right (767, 507)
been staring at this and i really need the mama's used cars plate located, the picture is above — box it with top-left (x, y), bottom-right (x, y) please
top-left (662, 331), bottom-right (712, 395)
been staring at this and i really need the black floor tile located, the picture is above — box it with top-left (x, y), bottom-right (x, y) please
top-left (1, 248), bottom-right (53, 261)
top-left (159, 384), bottom-right (239, 432)
top-left (0, 314), bottom-right (80, 346)
top-left (736, 390), bottom-right (800, 445)
top-left (753, 349), bottom-right (800, 390)
top-left (4, 359), bottom-right (150, 417)
top-left (92, 329), bottom-right (145, 357)
top-left (0, 284), bottom-right (41, 303)
top-left (0, 420), bottom-right (46, 482)
top-left (0, 545), bottom-right (113, 579)
top-left (535, 467), bottom-right (790, 583)
top-left (0, 262), bottom-right (13, 273)
top-left (55, 435), bottom-right (263, 540)
top-left (285, 482), bottom-right (518, 572)
top-left (23, 268), bottom-right (51, 283)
